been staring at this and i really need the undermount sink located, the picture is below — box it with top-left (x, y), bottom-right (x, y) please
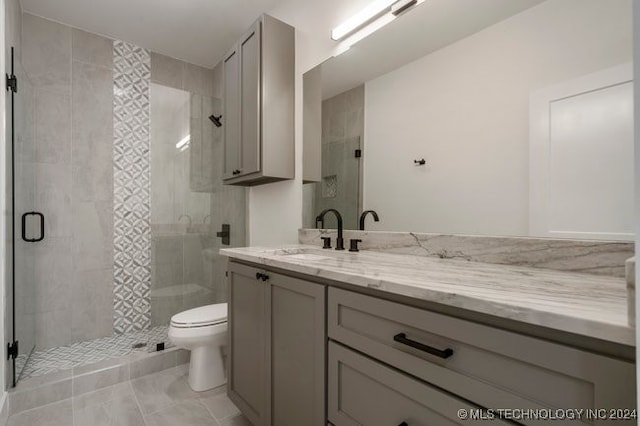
top-left (281, 253), bottom-right (334, 261)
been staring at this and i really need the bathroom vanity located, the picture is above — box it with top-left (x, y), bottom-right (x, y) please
top-left (221, 245), bottom-right (636, 426)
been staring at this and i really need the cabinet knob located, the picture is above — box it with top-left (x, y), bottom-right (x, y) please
top-left (398, 423), bottom-right (408, 426)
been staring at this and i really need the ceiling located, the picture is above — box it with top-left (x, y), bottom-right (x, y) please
top-left (21, 0), bottom-right (287, 68)
top-left (319, 0), bottom-right (547, 99)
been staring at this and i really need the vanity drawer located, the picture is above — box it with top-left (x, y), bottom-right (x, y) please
top-left (328, 341), bottom-right (512, 426)
top-left (328, 288), bottom-right (635, 425)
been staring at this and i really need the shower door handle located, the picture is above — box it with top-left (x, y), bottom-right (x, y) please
top-left (22, 211), bottom-right (44, 242)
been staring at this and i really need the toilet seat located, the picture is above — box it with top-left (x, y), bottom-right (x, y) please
top-left (170, 303), bottom-right (227, 328)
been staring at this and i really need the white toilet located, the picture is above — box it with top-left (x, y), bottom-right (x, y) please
top-left (168, 303), bottom-right (228, 392)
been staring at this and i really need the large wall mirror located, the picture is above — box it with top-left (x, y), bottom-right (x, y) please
top-left (302, 0), bottom-right (633, 240)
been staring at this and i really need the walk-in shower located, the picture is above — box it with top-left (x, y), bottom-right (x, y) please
top-left (5, 12), bottom-right (246, 387)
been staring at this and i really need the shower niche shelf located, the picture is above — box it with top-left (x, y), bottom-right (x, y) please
top-left (222, 14), bottom-right (295, 186)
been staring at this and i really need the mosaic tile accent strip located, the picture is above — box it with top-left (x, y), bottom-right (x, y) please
top-left (16, 326), bottom-right (172, 381)
top-left (322, 175), bottom-right (337, 198)
top-left (113, 40), bottom-right (152, 333)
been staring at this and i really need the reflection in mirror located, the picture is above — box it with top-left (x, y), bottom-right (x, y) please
top-left (302, 0), bottom-right (633, 240)
top-left (303, 85), bottom-right (364, 230)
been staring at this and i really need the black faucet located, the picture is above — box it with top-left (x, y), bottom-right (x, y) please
top-left (315, 209), bottom-right (345, 250)
top-left (359, 210), bottom-right (380, 230)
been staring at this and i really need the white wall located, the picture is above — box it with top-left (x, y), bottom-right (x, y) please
top-left (363, 0), bottom-right (632, 236)
top-left (246, 0), bottom-right (373, 246)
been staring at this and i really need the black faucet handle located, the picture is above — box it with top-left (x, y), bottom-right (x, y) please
top-left (321, 237), bottom-right (332, 249)
top-left (349, 239), bottom-right (362, 252)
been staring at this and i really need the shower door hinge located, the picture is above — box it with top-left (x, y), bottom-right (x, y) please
top-left (5, 73), bottom-right (17, 93)
top-left (355, 149), bottom-right (362, 158)
top-left (7, 341), bottom-right (18, 360)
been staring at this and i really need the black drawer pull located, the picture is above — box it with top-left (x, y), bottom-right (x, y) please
top-left (399, 423), bottom-right (408, 426)
top-left (255, 273), bottom-right (269, 282)
top-left (393, 333), bottom-right (453, 359)
top-left (22, 211), bottom-right (45, 242)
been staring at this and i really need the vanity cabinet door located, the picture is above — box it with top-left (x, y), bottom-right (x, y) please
top-left (268, 272), bottom-right (325, 426)
top-left (228, 262), bottom-right (268, 426)
top-left (228, 262), bottom-right (327, 426)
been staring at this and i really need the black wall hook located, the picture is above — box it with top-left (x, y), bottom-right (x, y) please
top-left (414, 158), bottom-right (426, 166)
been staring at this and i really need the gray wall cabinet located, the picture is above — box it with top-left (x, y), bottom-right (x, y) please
top-left (228, 262), bottom-right (326, 426)
top-left (228, 260), bottom-right (636, 426)
top-left (222, 15), bottom-right (295, 186)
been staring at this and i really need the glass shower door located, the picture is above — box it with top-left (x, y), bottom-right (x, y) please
top-left (6, 45), bottom-right (38, 387)
top-left (149, 82), bottom-right (247, 330)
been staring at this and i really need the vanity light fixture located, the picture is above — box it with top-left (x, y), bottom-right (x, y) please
top-left (332, 0), bottom-right (424, 54)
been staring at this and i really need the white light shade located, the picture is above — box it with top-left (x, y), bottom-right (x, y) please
top-left (331, 0), bottom-right (398, 40)
top-left (335, 13), bottom-right (397, 55)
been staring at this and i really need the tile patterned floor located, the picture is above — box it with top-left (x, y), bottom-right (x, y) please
top-left (16, 326), bottom-right (174, 381)
top-left (7, 366), bottom-right (252, 426)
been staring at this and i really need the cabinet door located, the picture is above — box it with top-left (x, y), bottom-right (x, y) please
top-left (269, 273), bottom-right (325, 426)
top-left (238, 21), bottom-right (261, 177)
top-left (223, 46), bottom-right (241, 179)
top-left (228, 263), bottom-right (268, 426)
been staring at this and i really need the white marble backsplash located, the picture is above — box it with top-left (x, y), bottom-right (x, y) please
top-left (299, 229), bottom-right (633, 278)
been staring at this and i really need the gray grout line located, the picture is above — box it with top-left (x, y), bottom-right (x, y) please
top-left (128, 381), bottom-right (150, 426)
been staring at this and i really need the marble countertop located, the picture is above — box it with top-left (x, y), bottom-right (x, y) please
top-left (220, 245), bottom-right (634, 346)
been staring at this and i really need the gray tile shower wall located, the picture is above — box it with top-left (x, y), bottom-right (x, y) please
top-left (299, 229), bottom-right (634, 277)
top-left (149, 52), bottom-right (215, 98)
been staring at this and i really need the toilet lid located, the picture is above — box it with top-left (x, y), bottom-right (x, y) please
top-left (170, 303), bottom-right (228, 328)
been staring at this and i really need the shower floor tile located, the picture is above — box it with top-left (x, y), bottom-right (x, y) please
top-left (16, 326), bottom-right (174, 381)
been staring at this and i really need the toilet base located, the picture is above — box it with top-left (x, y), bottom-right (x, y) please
top-left (188, 344), bottom-right (226, 392)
